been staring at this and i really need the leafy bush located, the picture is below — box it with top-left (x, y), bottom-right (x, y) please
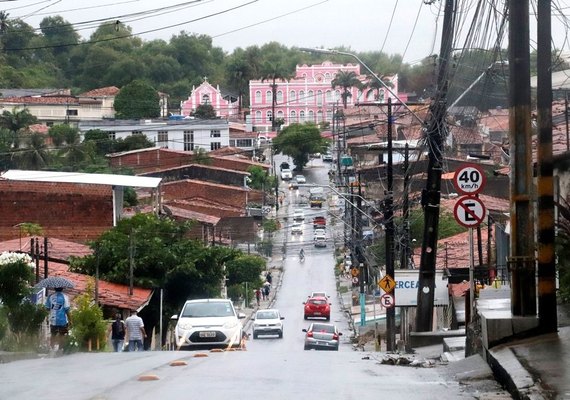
top-left (70, 282), bottom-right (107, 351)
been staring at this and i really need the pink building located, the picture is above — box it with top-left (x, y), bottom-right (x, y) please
top-left (248, 61), bottom-right (400, 132)
top-left (181, 78), bottom-right (239, 120)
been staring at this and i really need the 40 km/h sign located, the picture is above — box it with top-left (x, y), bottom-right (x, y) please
top-left (453, 164), bottom-right (486, 195)
top-left (454, 195), bottom-right (486, 228)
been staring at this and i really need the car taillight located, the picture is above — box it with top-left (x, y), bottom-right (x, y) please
top-left (332, 333), bottom-right (339, 340)
top-left (307, 331), bottom-right (313, 337)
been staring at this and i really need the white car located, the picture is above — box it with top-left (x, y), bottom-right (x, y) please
top-left (172, 299), bottom-right (245, 349)
top-left (252, 309), bottom-right (284, 339)
top-left (293, 209), bottom-right (305, 221)
top-left (295, 175), bottom-right (306, 184)
top-left (313, 228), bottom-right (326, 239)
top-left (314, 232), bottom-right (327, 247)
top-left (281, 168), bottom-right (293, 180)
top-left (291, 223), bottom-right (303, 235)
top-left (322, 153), bottom-right (334, 162)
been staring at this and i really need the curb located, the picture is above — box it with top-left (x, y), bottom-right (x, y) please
top-left (487, 346), bottom-right (547, 400)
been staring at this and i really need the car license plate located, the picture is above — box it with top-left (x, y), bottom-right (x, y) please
top-left (314, 312), bottom-right (321, 315)
top-left (199, 331), bottom-right (216, 338)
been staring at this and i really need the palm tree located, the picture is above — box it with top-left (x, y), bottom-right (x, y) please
top-left (0, 108), bottom-right (38, 149)
top-left (13, 132), bottom-right (49, 169)
top-left (331, 70), bottom-right (363, 109)
top-left (365, 74), bottom-right (394, 102)
top-left (227, 57), bottom-right (253, 117)
top-left (260, 62), bottom-right (294, 130)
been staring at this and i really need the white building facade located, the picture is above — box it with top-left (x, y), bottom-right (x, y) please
top-left (79, 119), bottom-right (230, 152)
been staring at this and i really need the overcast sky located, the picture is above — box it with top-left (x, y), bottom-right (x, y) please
top-left (6, 0), bottom-right (570, 64)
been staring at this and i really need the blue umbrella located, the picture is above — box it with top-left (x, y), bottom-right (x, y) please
top-left (35, 276), bottom-right (74, 289)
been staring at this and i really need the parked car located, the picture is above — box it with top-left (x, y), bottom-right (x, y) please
top-left (303, 296), bottom-right (331, 320)
top-left (289, 180), bottom-right (299, 190)
top-left (291, 223), bottom-right (303, 235)
top-left (303, 322), bottom-right (342, 351)
top-left (322, 153), bottom-right (334, 162)
top-left (295, 175), bottom-right (306, 184)
top-left (172, 298), bottom-right (245, 349)
top-left (252, 309), bottom-right (284, 339)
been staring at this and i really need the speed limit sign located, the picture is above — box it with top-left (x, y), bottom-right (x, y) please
top-left (453, 164), bottom-right (486, 195)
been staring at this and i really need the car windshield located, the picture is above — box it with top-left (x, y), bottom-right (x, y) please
top-left (309, 299), bottom-right (327, 305)
top-left (181, 302), bottom-right (234, 318)
top-left (256, 311), bottom-right (278, 319)
top-left (312, 324), bottom-right (335, 333)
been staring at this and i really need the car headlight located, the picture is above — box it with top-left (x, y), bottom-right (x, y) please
top-left (223, 319), bottom-right (239, 329)
top-left (178, 322), bottom-right (193, 330)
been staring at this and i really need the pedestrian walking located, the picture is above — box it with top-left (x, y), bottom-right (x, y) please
top-left (109, 313), bottom-right (126, 352)
top-left (125, 309), bottom-right (146, 351)
top-left (45, 287), bottom-right (71, 351)
top-left (255, 288), bottom-right (261, 306)
top-left (266, 271), bottom-right (273, 285)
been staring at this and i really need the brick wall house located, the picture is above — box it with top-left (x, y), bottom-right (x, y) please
top-left (0, 180), bottom-right (113, 242)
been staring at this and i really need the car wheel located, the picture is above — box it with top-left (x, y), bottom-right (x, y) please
top-left (304, 344), bottom-right (310, 350)
top-left (304, 315), bottom-right (308, 320)
top-left (278, 331), bottom-right (283, 339)
top-left (325, 316), bottom-right (330, 321)
top-left (252, 333), bottom-right (257, 339)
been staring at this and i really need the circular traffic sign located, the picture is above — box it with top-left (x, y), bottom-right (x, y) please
top-left (380, 293), bottom-right (395, 308)
top-left (453, 195), bottom-right (486, 228)
top-left (453, 164), bottom-right (486, 195)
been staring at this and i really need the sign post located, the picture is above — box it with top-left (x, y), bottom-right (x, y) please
top-left (453, 164), bottom-right (486, 323)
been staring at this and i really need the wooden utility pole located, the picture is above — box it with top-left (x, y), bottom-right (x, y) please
top-left (536, 0), bottom-right (557, 331)
top-left (416, 0), bottom-right (456, 332)
top-left (508, 0), bottom-right (536, 317)
top-left (385, 98), bottom-right (396, 351)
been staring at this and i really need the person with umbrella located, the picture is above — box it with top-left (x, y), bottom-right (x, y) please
top-left (45, 287), bottom-right (72, 351)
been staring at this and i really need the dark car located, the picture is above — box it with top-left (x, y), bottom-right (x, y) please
top-left (303, 322), bottom-right (342, 351)
top-left (303, 296), bottom-right (331, 320)
top-left (280, 162), bottom-right (290, 170)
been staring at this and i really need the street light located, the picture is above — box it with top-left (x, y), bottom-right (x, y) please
top-left (299, 47), bottom-right (424, 125)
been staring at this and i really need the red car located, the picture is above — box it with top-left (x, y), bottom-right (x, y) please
top-left (303, 296), bottom-right (331, 320)
top-left (313, 216), bottom-right (326, 228)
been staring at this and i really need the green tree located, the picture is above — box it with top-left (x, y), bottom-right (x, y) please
top-left (260, 61), bottom-right (294, 130)
top-left (225, 254), bottom-right (266, 302)
top-left (193, 148), bottom-right (212, 165)
top-left (192, 104), bottom-right (217, 119)
top-left (0, 108), bottom-right (38, 149)
top-left (247, 165), bottom-right (275, 190)
top-left (84, 129), bottom-right (114, 156)
top-left (0, 253), bottom-right (47, 350)
top-left (225, 52), bottom-right (254, 115)
top-left (13, 132), bottom-right (50, 169)
top-left (69, 214), bottom-right (244, 336)
top-left (70, 281), bottom-right (107, 351)
top-left (272, 123), bottom-right (329, 171)
top-left (48, 123), bottom-right (75, 147)
top-left (364, 74), bottom-right (393, 102)
top-left (113, 134), bottom-right (155, 153)
top-left (331, 70), bottom-right (363, 109)
top-left (114, 80), bottom-right (160, 119)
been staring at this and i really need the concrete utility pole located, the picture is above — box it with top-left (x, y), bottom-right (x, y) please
top-left (508, 0), bottom-right (536, 317)
top-left (385, 98), bottom-right (396, 351)
top-left (400, 144), bottom-right (411, 270)
top-left (416, 0), bottom-right (456, 332)
top-left (536, 0), bottom-right (557, 331)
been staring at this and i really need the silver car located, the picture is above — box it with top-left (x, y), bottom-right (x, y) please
top-left (303, 322), bottom-right (342, 351)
